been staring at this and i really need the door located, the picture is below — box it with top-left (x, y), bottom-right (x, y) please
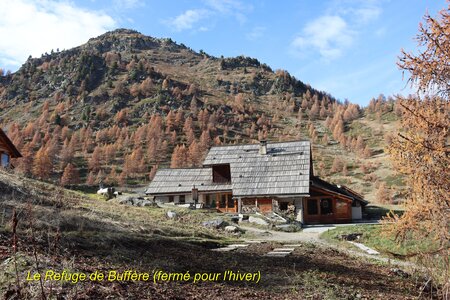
top-left (303, 198), bottom-right (321, 223)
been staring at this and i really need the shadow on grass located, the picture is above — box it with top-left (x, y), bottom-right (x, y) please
top-left (0, 190), bottom-right (420, 299)
top-left (364, 205), bottom-right (404, 220)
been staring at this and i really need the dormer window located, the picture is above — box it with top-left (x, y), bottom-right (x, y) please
top-left (212, 164), bottom-right (231, 183)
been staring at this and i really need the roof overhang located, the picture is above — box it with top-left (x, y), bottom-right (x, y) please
top-left (310, 176), bottom-right (369, 205)
top-left (233, 193), bottom-right (309, 198)
top-left (0, 129), bottom-right (22, 158)
top-left (146, 189), bottom-right (233, 196)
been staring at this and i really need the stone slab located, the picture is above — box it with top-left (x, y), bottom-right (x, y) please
top-left (265, 252), bottom-right (290, 257)
top-left (272, 248), bottom-right (295, 252)
top-left (348, 241), bottom-right (380, 255)
top-left (227, 244), bottom-right (250, 248)
top-left (302, 226), bottom-right (336, 233)
top-left (211, 247), bottom-right (236, 252)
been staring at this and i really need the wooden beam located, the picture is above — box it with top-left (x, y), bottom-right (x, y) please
top-left (225, 193), bottom-right (228, 212)
top-left (310, 187), bottom-right (353, 202)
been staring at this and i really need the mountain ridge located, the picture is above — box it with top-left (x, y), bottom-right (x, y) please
top-left (0, 28), bottom-right (402, 203)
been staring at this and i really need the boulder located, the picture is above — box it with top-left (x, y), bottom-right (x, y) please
top-left (275, 224), bottom-right (301, 232)
top-left (249, 216), bottom-right (269, 226)
top-left (118, 196), bottom-right (134, 205)
top-left (202, 218), bottom-right (225, 229)
top-left (224, 225), bottom-right (238, 232)
top-left (167, 211), bottom-right (177, 219)
top-left (340, 233), bottom-right (363, 241)
top-left (97, 187), bottom-right (115, 200)
top-left (142, 200), bottom-right (155, 207)
top-left (137, 200), bottom-right (153, 207)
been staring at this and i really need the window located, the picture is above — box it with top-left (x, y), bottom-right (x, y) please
top-left (179, 195), bottom-right (185, 204)
top-left (307, 199), bottom-right (318, 215)
top-left (279, 202), bottom-right (288, 211)
top-left (204, 194), bottom-right (211, 207)
top-left (212, 164), bottom-right (231, 183)
top-left (320, 198), bottom-right (333, 215)
top-left (228, 196), bottom-right (234, 208)
top-left (1, 153), bottom-right (10, 167)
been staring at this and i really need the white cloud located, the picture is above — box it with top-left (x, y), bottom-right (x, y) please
top-left (291, 0), bottom-right (382, 61)
top-left (204, 0), bottom-right (251, 24)
top-left (291, 16), bottom-right (354, 60)
top-left (0, 0), bottom-right (116, 69)
top-left (164, 0), bottom-right (250, 32)
top-left (166, 9), bottom-right (210, 32)
top-left (113, 0), bottom-right (143, 10)
top-left (246, 26), bottom-right (265, 41)
top-left (330, 0), bottom-right (382, 24)
top-left (203, 0), bottom-right (246, 14)
top-left (352, 6), bottom-right (381, 23)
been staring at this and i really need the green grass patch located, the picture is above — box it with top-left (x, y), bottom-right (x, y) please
top-left (347, 121), bottom-right (372, 137)
top-left (365, 204), bottom-right (404, 219)
top-left (321, 224), bottom-right (440, 257)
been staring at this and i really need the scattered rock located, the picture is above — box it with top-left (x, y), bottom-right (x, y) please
top-left (97, 187), bottom-right (116, 200)
top-left (167, 211), bottom-right (177, 219)
top-left (225, 225), bottom-right (238, 232)
top-left (230, 216), bottom-right (240, 224)
top-left (266, 212), bottom-right (288, 224)
top-left (202, 218), bottom-right (226, 229)
top-left (249, 216), bottom-right (269, 226)
top-left (138, 200), bottom-right (153, 207)
top-left (340, 233), bottom-right (363, 241)
top-left (117, 196), bottom-right (134, 205)
top-left (389, 268), bottom-right (410, 278)
top-left (275, 224), bottom-right (301, 232)
top-left (116, 195), bottom-right (156, 207)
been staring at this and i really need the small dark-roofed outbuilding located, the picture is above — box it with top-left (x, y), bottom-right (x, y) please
top-left (0, 129), bottom-right (22, 168)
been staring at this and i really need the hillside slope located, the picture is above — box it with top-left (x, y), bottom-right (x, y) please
top-left (0, 170), bottom-right (422, 299)
top-left (0, 29), bottom-right (404, 203)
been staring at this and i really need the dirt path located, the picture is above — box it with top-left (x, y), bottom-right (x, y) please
top-left (240, 225), bottom-right (414, 268)
top-left (240, 225), bottom-right (329, 244)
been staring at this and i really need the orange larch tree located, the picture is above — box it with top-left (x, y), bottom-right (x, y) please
top-left (386, 3), bottom-right (450, 295)
top-left (32, 146), bottom-right (53, 179)
top-left (60, 163), bottom-right (80, 186)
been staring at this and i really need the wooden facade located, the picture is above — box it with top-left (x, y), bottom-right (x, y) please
top-left (147, 141), bottom-right (368, 224)
top-left (0, 129), bottom-right (22, 168)
top-left (302, 186), bottom-right (352, 224)
top-left (240, 198), bottom-right (273, 213)
top-left (215, 192), bottom-right (236, 213)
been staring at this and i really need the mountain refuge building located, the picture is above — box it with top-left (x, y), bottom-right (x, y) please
top-left (146, 140), bottom-right (368, 224)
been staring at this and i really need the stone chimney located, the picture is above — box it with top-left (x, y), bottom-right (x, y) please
top-left (259, 140), bottom-right (267, 155)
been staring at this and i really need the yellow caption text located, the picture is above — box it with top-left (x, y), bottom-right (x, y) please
top-left (26, 270), bottom-right (261, 284)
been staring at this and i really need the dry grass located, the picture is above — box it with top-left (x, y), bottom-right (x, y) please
top-left (0, 170), bottom-right (430, 299)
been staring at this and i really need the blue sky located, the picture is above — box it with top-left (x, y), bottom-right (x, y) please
top-left (0, 0), bottom-right (445, 106)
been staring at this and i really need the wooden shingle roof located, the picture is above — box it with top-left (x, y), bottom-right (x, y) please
top-left (311, 176), bottom-right (369, 205)
top-left (203, 140), bottom-right (311, 197)
top-left (145, 168), bottom-right (232, 195)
